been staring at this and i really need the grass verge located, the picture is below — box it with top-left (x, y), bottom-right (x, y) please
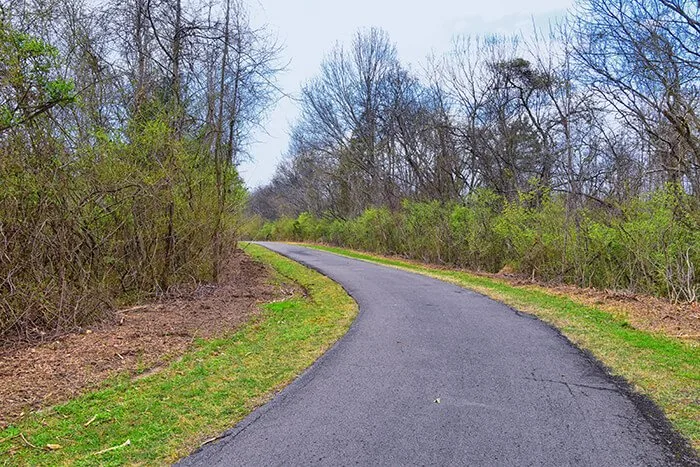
top-left (0, 243), bottom-right (357, 466)
top-left (306, 243), bottom-right (699, 452)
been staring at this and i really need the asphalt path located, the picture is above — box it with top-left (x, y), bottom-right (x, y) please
top-left (179, 242), bottom-right (694, 466)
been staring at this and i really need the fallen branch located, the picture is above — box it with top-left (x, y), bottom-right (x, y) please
top-left (93, 439), bottom-right (130, 456)
top-left (199, 436), bottom-right (221, 448)
top-left (19, 433), bottom-right (39, 450)
top-left (84, 414), bottom-right (98, 427)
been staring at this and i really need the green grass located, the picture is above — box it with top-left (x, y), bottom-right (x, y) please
top-left (306, 243), bottom-right (700, 451)
top-left (0, 243), bottom-right (357, 466)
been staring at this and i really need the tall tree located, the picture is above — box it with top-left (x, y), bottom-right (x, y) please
top-left (573, 0), bottom-right (700, 195)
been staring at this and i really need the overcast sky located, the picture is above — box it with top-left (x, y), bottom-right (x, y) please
top-left (239, 0), bottom-right (573, 189)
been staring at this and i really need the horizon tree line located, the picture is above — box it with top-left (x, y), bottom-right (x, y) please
top-left (251, 0), bottom-right (700, 220)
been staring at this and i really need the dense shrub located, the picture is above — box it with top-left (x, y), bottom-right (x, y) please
top-left (253, 186), bottom-right (699, 302)
top-left (0, 112), bottom-right (247, 338)
top-left (448, 189), bottom-right (503, 271)
top-left (0, 23), bottom-right (248, 339)
top-left (342, 208), bottom-right (400, 253)
top-left (400, 201), bottom-right (451, 263)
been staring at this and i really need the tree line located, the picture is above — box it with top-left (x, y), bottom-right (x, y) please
top-left (251, 0), bottom-right (699, 302)
top-left (0, 0), bottom-right (280, 339)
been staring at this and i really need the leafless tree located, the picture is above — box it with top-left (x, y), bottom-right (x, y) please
top-left (572, 0), bottom-right (700, 196)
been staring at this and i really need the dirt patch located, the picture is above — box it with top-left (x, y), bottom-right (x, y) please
top-left (494, 274), bottom-right (700, 343)
top-left (0, 249), bottom-right (286, 428)
top-left (437, 263), bottom-right (698, 342)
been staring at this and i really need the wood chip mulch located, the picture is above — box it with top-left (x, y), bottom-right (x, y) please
top-left (0, 250), bottom-right (284, 428)
top-left (495, 275), bottom-right (700, 343)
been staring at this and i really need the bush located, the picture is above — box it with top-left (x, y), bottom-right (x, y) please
top-left (0, 104), bottom-right (246, 338)
top-left (253, 186), bottom-right (699, 302)
top-left (448, 189), bottom-right (503, 271)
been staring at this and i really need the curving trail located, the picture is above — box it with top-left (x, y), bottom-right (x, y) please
top-left (179, 242), bottom-right (689, 466)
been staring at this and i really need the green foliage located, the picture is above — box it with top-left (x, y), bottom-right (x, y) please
top-left (448, 188), bottom-right (504, 270)
top-left (493, 191), bottom-right (573, 279)
top-left (342, 207), bottom-right (400, 254)
top-left (294, 212), bottom-right (321, 242)
top-left (255, 186), bottom-right (699, 301)
top-left (0, 20), bottom-right (75, 130)
top-left (400, 201), bottom-right (451, 262)
top-left (0, 85), bottom-right (246, 337)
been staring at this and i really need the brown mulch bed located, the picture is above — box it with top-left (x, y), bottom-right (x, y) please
top-left (440, 261), bottom-right (698, 342)
top-left (500, 276), bottom-right (700, 342)
top-left (0, 250), bottom-right (283, 428)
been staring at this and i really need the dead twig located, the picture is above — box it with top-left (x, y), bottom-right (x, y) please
top-left (199, 436), bottom-right (222, 448)
top-left (84, 414), bottom-right (98, 427)
top-left (92, 439), bottom-right (130, 456)
top-left (19, 433), bottom-right (39, 450)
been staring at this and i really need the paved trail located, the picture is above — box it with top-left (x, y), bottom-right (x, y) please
top-left (179, 243), bottom-right (692, 466)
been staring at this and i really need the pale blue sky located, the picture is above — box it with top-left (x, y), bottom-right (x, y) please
top-left (239, 0), bottom-right (573, 188)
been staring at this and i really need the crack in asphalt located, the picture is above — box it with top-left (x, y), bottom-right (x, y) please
top-left (524, 376), bottom-right (622, 395)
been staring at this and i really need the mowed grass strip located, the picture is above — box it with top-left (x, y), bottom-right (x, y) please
top-left (0, 243), bottom-right (357, 466)
top-left (306, 243), bottom-right (700, 451)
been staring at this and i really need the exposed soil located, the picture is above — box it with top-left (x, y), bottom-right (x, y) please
top-left (0, 249), bottom-right (284, 428)
top-left (429, 261), bottom-right (698, 343)
top-left (492, 273), bottom-right (700, 343)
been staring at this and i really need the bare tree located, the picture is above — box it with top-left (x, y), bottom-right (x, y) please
top-left (572, 0), bottom-right (700, 195)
